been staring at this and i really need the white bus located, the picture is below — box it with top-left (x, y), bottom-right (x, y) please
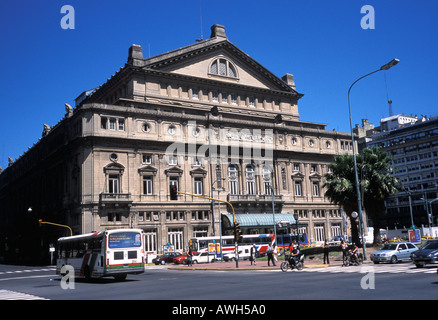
top-left (56, 229), bottom-right (145, 281)
top-left (190, 234), bottom-right (275, 261)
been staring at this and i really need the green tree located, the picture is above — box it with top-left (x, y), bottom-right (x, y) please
top-left (323, 147), bottom-right (402, 246)
top-left (358, 147), bottom-right (403, 245)
top-left (323, 154), bottom-right (361, 245)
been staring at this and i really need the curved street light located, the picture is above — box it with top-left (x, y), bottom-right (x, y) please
top-left (347, 58), bottom-right (400, 260)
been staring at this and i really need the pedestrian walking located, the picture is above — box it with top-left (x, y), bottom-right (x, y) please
top-left (250, 244), bottom-right (257, 265)
top-left (267, 244), bottom-right (276, 266)
top-left (340, 240), bottom-right (347, 261)
top-left (188, 246), bottom-right (193, 267)
top-left (273, 244), bottom-right (278, 264)
top-left (323, 240), bottom-right (330, 264)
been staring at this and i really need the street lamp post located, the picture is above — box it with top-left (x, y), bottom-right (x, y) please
top-left (293, 211), bottom-right (299, 247)
top-left (270, 184), bottom-right (277, 246)
top-left (347, 58), bottom-right (399, 260)
top-left (212, 177), bottom-right (225, 260)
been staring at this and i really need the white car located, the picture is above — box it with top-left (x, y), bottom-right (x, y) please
top-left (222, 248), bottom-right (251, 261)
top-left (190, 252), bottom-right (220, 264)
top-left (370, 242), bottom-right (418, 264)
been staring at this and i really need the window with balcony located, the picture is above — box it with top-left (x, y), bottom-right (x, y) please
top-left (246, 165), bottom-right (256, 195)
top-left (263, 166), bottom-right (272, 195)
top-left (228, 165), bottom-right (239, 195)
top-left (108, 174), bottom-right (120, 194)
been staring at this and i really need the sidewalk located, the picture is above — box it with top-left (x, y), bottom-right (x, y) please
top-left (166, 257), bottom-right (349, 271)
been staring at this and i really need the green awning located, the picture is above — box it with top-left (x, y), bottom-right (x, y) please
top-left (223, 213), bottom-right (297, 228)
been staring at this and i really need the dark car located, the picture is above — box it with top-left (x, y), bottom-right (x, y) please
top-left (411, 240), bottom-right (438, 268)
top-left (153, 252), bottom-right (183, 265)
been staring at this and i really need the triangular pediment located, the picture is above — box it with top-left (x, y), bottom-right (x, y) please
top-left (142, 38), bottom-right (299, 94)
top-left (138, 165), bottom-right (158, 175)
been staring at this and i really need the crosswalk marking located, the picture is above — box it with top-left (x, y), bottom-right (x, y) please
top-left (263, 263), bottom-right (437, 274)
top-left (300, 264), bottom-right (437, 274)
top-left (0, 290), bottom-right (48, 300)
top-left (0, 268), bottom-right (53, 275)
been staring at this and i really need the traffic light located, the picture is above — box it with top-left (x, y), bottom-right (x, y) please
top-left (38, 219), bottom-right (43, 226)
top-left (170, 185), bottom-right (178, 200)
top-left (234, 222), bottom-right (242, 242)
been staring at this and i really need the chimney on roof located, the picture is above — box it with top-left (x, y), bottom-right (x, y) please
top-left (282, 73), bottom-right (296, 90)
top-left (210, 24), bottom-right (227, 39)
top-left (128, 44), bottom-right (144, 66)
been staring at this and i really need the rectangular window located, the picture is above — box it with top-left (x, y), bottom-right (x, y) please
top-left (168, 155), bottom-right (178, 165)
top-left (312, 182), bottom-right (319, 196)
top-left (168, 228), bottom-right (184, 251)
top-left (109, 212), bottom-right (122, 222)
top-left (142, 154), bottom-right (152, 164)
top-left (101, 117), bottom-right (108, 129)
top-left (264, 182), bottom-right (272, 195)
top-left (194, 178), bottom-right (203, 195)
top-left (144, 230), bottom-right (157, 253)
top-left (229, 180), bottom-right (238, 195)
top-left (143, 177), bottom-right (153, 195)
top-left (108, 175), bottom-right (119, 194)
top-left (247, 180), bottom-right (255, 195)
top-left (118, 119), bottom-right (125, 131)
top-left (314, 224), bottom-right (325, 242)
top-left (109, 118), bottom-right (116, 130)
top-left (294, 181), bottom-right (302, 196)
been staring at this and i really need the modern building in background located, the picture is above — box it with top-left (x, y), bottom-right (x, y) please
top-left (356, 114), bottom-right (438, 229)
top-left (0, 24), bottom-right (356, 264)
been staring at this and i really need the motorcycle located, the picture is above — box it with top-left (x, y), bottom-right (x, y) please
top-left (281, 254), bottom-right (304, 272)
top-left (343, 250), bottom-right (363, 267)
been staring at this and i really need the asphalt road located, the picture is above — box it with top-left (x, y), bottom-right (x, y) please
top-left (0, 263), bottom-right (437, 303)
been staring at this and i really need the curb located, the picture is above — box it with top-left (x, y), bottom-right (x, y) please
top-left (167, 263), bottom-right (337, 271)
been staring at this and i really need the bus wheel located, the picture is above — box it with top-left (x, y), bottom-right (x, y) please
top-left (114, 274), bottom-right (127, 281)
top-left (84, 266), bottom-right (91, 282)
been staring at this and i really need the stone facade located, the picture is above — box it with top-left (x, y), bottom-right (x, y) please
top-left (0, 25), bottom-right (355, 261)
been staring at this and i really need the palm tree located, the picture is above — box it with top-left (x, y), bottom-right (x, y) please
top-left (358, 147), bottom-right (403, 245)
top-left (323, 154), bottom-right (362, 245)
top-left (323, 147), bottom-right (403, 246)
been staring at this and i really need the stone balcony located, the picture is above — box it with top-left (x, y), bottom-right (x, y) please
top-left (99, 193), bottom-right (132, 206)
top-left (227, 194), bottom-right (283, 206)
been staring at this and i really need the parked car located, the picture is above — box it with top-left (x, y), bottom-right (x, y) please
top-left (370, 242), bottom-right (418, 264)
top-left (173, 254), bottom-right (188, 264)
top-left (223, 248), bottom-right (251, 261)
top-left (153, 252), bottom-right (184, 265)
top-left (191, 252), bottom-right (220, 264)
top-left (411, 240), bottom-right (438, 268)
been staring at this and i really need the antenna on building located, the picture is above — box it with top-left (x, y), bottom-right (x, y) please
top-left (196, 0), bottom-right (203, 42)
top-left (388, 99), bottom-right (393, 117)
top-left (384, 72), bottom-right (393, 116)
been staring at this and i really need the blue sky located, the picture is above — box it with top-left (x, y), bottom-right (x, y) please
top-left (1, 0), bottom-right (437, 168)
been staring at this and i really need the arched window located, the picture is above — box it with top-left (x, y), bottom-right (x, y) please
top-left (245, 165), bottom-right (256, 195)
top-left (262, 166), bottom-right (272, 195)
top-left (228, 165), bottom-right (239, 195)
top-left (209, 58), bottom-right (238, 78)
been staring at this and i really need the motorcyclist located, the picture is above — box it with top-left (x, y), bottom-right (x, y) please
top-left (350, 243), bottom-right (359, 261)
top-left (288, 240), bottom-right (300, 267)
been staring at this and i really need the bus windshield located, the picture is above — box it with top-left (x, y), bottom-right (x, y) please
top-left (108, 232), bottom-right (142, 249)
